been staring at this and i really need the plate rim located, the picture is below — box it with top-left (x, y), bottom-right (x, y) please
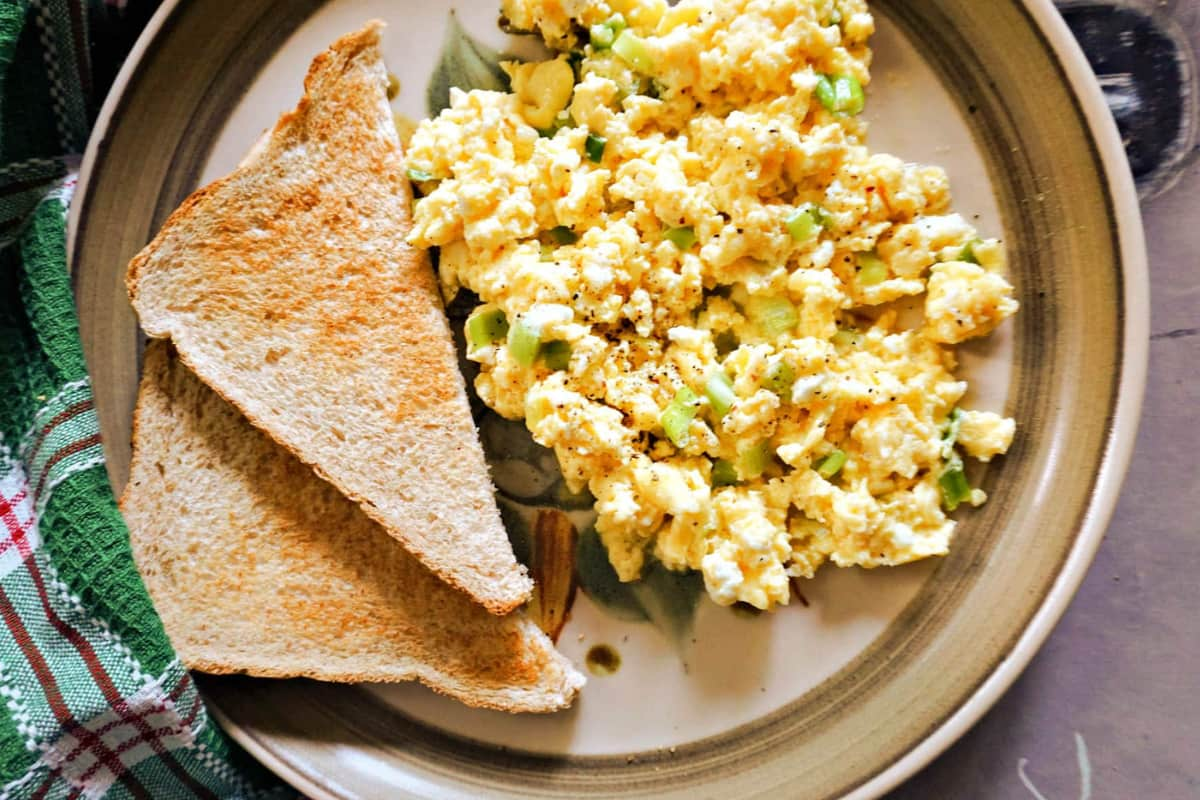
top-left (67, 0), bottom-right (1150, 797)
top-left (852, 1), bottom-right (1149, 794)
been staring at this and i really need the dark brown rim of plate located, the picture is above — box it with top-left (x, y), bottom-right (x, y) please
top-left (67, 0), bottom-right (1149, 797)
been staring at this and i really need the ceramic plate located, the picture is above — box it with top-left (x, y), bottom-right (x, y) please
top-left (67, 0), bottom-right (1148, 797)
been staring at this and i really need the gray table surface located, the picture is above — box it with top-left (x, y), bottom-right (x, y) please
top-left (890, 4), bottom-right (1200, 797)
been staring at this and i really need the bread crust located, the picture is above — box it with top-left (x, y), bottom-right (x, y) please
top-left (125, 22), bottom-right (531, 613)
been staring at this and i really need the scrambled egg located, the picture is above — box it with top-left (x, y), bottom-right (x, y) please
top-left (406, 0), bottom-right (1019, 610)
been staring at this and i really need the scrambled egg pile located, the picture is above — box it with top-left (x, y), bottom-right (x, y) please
top-left (406, 0), bottom-right (1019, 610)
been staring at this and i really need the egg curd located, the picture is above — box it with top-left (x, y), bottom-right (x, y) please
top-left (405, 0), bottom-right (1019, 611)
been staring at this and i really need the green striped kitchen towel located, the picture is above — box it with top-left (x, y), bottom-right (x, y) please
top-left (0, 0), bottom-right (291, 796)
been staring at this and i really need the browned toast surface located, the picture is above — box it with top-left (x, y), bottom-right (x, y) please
top-left (125, 22), bottom-right (530, 612)
top-left (121, 341), bottom-right (582, 712)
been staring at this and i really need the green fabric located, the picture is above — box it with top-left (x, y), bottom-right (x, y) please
top-left (0, 2), bottom-right (291, 797)
top-left (0, 0), bottom-right (31, 162)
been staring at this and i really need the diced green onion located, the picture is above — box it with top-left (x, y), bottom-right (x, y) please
top-left (738, 440), bottom-right (772, 479)
top-left (711, 458), bottom-right (739, 487)
top-left (549, 225), bottom-right (578, 245)
top-left (589, 14), bottom-right (626, 49)
top-left (612, 29), bottom-right (654, 73)
top-left (939, 451), bottom-right (971, 511)
top-left (466, 308), bottom-right (509, 349)
top-left (785, 203), bottom-right (824, 242)
top-left (856, 252), bottom-right (888, 286)
top-left (541, 340), bottom-right (571, 371)
top-left (714, 330), bottom-right (738, 355)
top-left (831, 328), bottom-right (861, 348)
top-left (660, 387), bottom-right (700, 448)
top-left (704, 371), bottom-right (737, 417)
top-left (406, 167), bottom-right (435, 182)
top-left (585, 132), bottom-right (607, 163)
top-left (814, 449), bottom-right (847, 479)
top-left (536, 110), bottom-right (575, 139)
top-left (815, 73), bottom-right (865, 116)
top-left (939, 410), bottom-right (968, 500)
top-left (941, 407), bottom-right (963, 456)
top-left (746, 295), bottom-right (798, 339)
top-left (763, 359), bottom-right (795, 395)
top-left (507, 319), bottom-right (542, 367)
top-left (664, 226), bottom-right (696, 250)
top-left (838, 76), bottom-right (866, 114)
top-left (959, 238), bottom-right (982, 264)
top-left (729, 282), bottom-right (750, 307)
top-left (525, 394), bottom-right (548, 428)
top-left (590, 23), bottom-right (616, 48)
top-left (815, 76), bottom-right (835, 109)
top-left (567, 50), bottom-right (584, 78)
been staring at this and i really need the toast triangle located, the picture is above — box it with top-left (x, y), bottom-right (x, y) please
top-left (121, 341), bottom-right (583, 712)
top-left (125, 22), bottom-right (531, 613)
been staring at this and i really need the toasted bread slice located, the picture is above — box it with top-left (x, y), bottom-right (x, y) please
top-left (125, 22), bottom-right (531, 613)
top-left (121, 341), bottom-right (583, 712)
